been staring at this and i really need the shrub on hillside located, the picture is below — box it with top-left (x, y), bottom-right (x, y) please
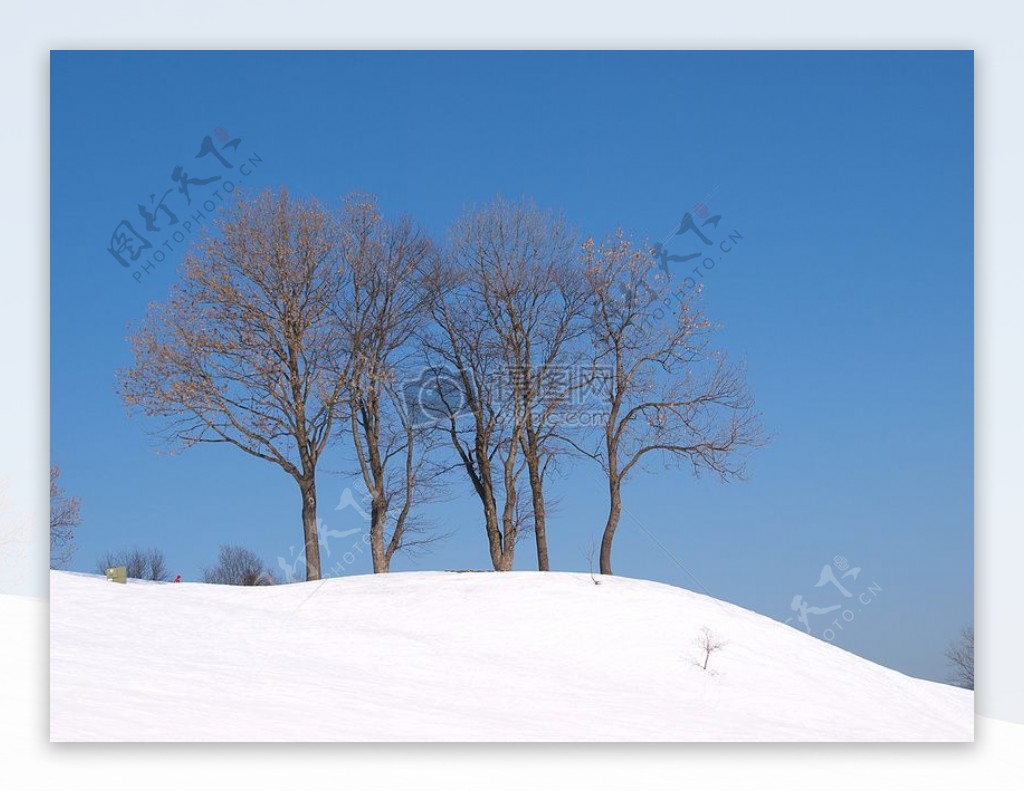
top-left (203, 545), bottom-right (278, 586)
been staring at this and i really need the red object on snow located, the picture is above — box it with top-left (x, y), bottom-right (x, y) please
top-left (173, 574), bottom-right (181, 583)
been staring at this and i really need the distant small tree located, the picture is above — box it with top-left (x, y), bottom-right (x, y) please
top-left (204, 545), bottom-right (278, 586)
top-left (50, 466), bottom-right (80, 569)
top-left (696, 626), bottom-right (726, 671)
top-left (581, 538), bottom-right (601, 585)
top-left (96, 547), bottom-right (169, 581)
top-left (946, 625), bottom-right (974, 690)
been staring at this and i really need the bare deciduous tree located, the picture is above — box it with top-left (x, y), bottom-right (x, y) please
top-left (423, 198), bottom-right (576, 571)
top-left (946, 625), bottom-right (974, 690)
top-left (423, 257), bottom-right (520, 571)
top-left (337, 194), bottom-right (441, 572)
top-left (582, 231), bottom-right (764, 575)
top-left (50, 465), bottom-right (80, 569)
top-left (581, 538), bottom-right (601, 585)
top-left (696, 626), bottom-right (726, 671)
top-left (96, 547), bottom-right (169, 581)
top-left (120, 189), bottom-right (348, 581)
top-left (503, 204), bottom-right (587, 572)
top-left (204, 545), bottom-right (278, 586)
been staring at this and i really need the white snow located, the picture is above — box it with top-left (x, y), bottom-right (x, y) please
top-left (49, 569), bottom-right (973, 741)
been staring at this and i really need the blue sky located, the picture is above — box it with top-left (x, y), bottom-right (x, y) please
top-left (50, 51), bottom-right (973, 683)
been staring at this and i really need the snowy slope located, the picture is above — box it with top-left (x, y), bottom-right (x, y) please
top-left (49, 570), bottom-right (972, 741)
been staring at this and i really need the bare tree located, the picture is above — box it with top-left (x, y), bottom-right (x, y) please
top-left (581, 538), bottom-right (601, 585)
top-left (582, 231), bottom-right (764, 575)
top-left (500, 201), bottom-right (588, 572)
top-left (946, 625), bottom-right (974, 690)
top-left (422, 197), bottom-right (574, 571)
top-left (120, 189), bottom-right (348, 581)
top-left (204, 545), bottom-right (278, 586)
top-left (423, 258), bottom-right (519, 570)
top-left (696, 626), bottom-right (726, 671)
top-left (96, 547), bottom-right (169, 581)
top-left (336, 195), bottom-right (441, 572)
top-left (50, 465), bottom-right (80, 569)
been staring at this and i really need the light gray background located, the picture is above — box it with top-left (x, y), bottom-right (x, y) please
top-left (1, 0), bottom-right (1019, 788)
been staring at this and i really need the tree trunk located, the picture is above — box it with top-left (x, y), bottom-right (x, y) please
top-left (496, 429), bottom-right (520, 572)
top-left (480, 492), bottom-right (516, 571)
top-left (370, 497), bottom-right (388, 573)
top-left (300, 476), bottom-right (321, 581)
top-left (491, 534), bottom-right (515, 571)
top-left (526, 458), bottom-right (549, 571)
top-left (499, 500), bottom-right (517, 572)
top-left (484, 502), bottom-right (508, 571)
top-left (599, 475), bottom-right (621, 576)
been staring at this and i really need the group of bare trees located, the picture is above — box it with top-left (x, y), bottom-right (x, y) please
top-left (422, 198), bottom-right (588, 572)
top-left (96, 547), bottom-right (168, 581)
top-left (121, 189), bottom-right (762, 581)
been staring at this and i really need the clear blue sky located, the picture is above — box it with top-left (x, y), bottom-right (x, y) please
top-left (51, 51), bottom-right (973, 683)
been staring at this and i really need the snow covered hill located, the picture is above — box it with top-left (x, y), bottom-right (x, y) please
top-left (49, 570), bottom-right (973, 741)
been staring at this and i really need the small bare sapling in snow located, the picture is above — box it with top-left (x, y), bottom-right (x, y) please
top-left (581, 539), bottom-right (601, 585)
top-left (696, 626), bottom-right (726, 671)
